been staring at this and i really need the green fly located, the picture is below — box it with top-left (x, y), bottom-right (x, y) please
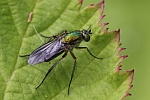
top-left (20, 26), bottom-right (103, 95)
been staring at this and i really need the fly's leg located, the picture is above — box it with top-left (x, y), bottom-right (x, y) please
top-left (39, 34), bottom-right (57, 39)
top-left (19, 54), bottom-right (30, 57)
top-left (68, 51), bottom-right (77, 95)
top-left (75, 47), bottom-right (103, 59)
top-left (39, 34), bottom-right (57, 43)
top-left (40, 30), bottom-right (68, 39)
top-left (35, 51), bottom-right (68, 89)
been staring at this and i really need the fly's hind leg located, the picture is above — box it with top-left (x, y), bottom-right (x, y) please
top-left (68, 51), bottom-right (77, 95)
top-left (75, 47), bottom-right (103, 59)
top-left (35, 51), bottom-right (68, 89)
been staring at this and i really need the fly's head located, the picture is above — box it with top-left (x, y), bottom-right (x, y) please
top-left (81, 26), bottom-right (92, 42)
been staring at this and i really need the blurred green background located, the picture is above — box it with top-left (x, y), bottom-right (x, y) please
top-left (84, 0), bottom-right (150, 100)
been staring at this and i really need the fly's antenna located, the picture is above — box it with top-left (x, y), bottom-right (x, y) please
top-left (87, 25), bottom-right (92, 34)
top-left (87, 25), bottom-right (92, 31)
top-left (33, 25), bottom-right (44, 43)
top-left (81, 25), bottom-right (92, 31)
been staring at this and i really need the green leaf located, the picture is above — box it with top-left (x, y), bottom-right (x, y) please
top-left (0, 0), bottom-right (134, 100)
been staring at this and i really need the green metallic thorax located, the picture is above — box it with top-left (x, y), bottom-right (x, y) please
top-left (62, 31), bottom-right (82, 44)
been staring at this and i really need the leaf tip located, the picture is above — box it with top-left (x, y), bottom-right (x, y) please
top-left (117, 55), bottom-right (128, 65)
top-left (101, 0), bottom-right (105, 14)
top-left (88, 0), bottom-right (104, 13)
top-left (104, 28), bottom-right (109, 33)
top-left (102, 22), bottom-right (109, 29)
top-left (122, 93), bottom-right (132, 100)
top-left (122, 69), bottom-right (134, 99)
top-left (128, 69), bottom-right (134, 82)
top-left (99, 0), bottom-right (105, 14)
top-left (116, 65), bottom-right (122, 72)
top-left (116, 28), bottom-right (120, 33)
top-left (126, 69), bottom-right (134, 82)
top-left (122, 55), bottom-right (128, 59)
top-left (88, 2), bottom-right (102, 8)
top-left (118, 48), bottom-right (126, 54)
top-left (119, 43), bottom-right (122, 46)
top-left (99, 14), bottom-right (106, 22)
top-left (129, 84), bottom-right (134, 89)
top-left (114, 29), bottom-right (121, 43)
top-left (78, 0), bottom-right (83, 5)
top-left (118, 48), bottom-right (126, 51)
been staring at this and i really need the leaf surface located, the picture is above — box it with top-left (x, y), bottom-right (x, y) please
top-left (0, 0), bottom-right (134, 100)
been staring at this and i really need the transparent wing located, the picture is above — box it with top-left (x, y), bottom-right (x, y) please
top-left (28, 38), bottom-right (65, 65)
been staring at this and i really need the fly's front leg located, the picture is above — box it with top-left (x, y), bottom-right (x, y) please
top-left (68, 51), bottom-right (77, 95)
top-left (75, 47), bottom-right (103, 59)
top-left (36, 51), bottom-right (68, 89)
top-left (39, 34), bottom-right (58, 42)
top-left (39, 34), bottom-right (55, 38)
top-left (40, 30), bottom-right (68, 39)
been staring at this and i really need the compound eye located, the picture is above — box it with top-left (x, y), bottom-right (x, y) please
top-left (89, 29), bottom-right (92, 34)
top-left (89, 29), bottom-right (91, 32)
top-left (83, 33), bottom-right (90, 42)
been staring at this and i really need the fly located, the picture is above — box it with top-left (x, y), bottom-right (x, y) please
top-left (19, 26), bottom-right (103, 95)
